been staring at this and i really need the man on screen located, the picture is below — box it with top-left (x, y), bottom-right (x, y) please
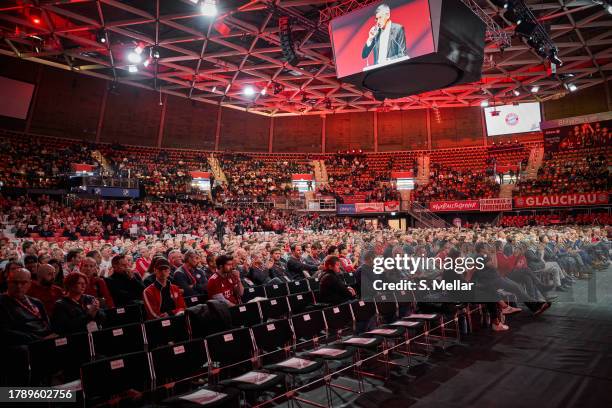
top-left (362, 4), bottom-right (407, 66)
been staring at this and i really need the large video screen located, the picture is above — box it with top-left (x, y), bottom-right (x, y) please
top-left (329, 0), bottom-right (435, 79)
top-left (484, 102), bottom-right (542, 136)
top-left (0, 76), bottom-right (35, 120)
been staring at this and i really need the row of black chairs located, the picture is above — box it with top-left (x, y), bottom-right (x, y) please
top-left (79, 299), bottom-right (449, 407)
top-left (95, 274), bottom-right (356, 329)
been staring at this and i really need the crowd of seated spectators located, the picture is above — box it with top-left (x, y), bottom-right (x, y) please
top-left (319, 153), bottom-right (400, 203)
top-left (501, 212), bottom-right (612, 227)
top-left (516, 149), bottom-right (609, 196)
top-left (413, 163), bottom-right (500, 204)
top-left (1, 225), bottom-right (609, 361)
top-left (0, 196), bottom-right (371, 241)
top-left (0, 135), bottom-right (98, 189)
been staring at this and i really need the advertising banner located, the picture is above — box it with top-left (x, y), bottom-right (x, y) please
top-left (479, 198), bottom-right (513, 212)
top-left (543, 112), bottom-right (612, 152)
top-left (429, 200), bottom-right (480, 212)
top-left (85, 187), bottom-right (140, 198)
top-left (355, 202), bottom-right (385, 213)
top-left (514, 193), bottom-right (609, 208)
top-left (384, 201), bottom-right (400, 212)
top-left (337, 204), bottom-right (356, 214)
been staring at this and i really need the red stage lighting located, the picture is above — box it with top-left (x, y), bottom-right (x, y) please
top-left (32, 17), bottom-right (41, 25)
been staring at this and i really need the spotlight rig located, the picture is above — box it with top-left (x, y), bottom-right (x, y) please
top-left (494, 0), bottom-right (561, 67)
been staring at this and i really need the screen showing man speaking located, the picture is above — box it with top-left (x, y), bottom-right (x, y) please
top-left (330, 0), bottom-right (435, 79)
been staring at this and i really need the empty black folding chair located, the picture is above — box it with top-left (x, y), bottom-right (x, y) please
top-left (259, 297), bottom-right (290, 321)
top-left (252, 319), bottom-right (324, 407)
top-left (264, 282), bottom-right (288, 298)
top-left (151, 339), bottom-right (207, 391)
top-left (104, 304), bottom-right (143, 328)
top-left (144, 314), bottom-right (190, 349)
top-left (205, 328), bottom-right (285, 406)
top-left (291, 311), bottom-right (361, 395)
top-left (241, 285), bottom-right (266, 303)
top-left (28, 332), bottom-right (91, 386)
top-left (229, 302), bottom-right (262, 328)
top-left (81, 351), bottom-right (152, 406)
top-left (288, 279), bottom-right (309, 294)
top-left (287, 292), bottom-right (314, 315)
top-left (91, 323), bottom-right (145, 358)
top-left (374, 294), bottom-right (398, 324)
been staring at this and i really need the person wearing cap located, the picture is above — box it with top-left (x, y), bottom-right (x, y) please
top-left (143, 257), bottom-right (186, 320)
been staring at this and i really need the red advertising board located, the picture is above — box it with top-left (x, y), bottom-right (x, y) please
top-left (429, 200), bottom-right (480, 212)
top-left (384, 201), bottom-right (400, 212)
top-left (355, 202), bottom-right (385, 213)
top-left (514, 193), bottom-right (609, 208)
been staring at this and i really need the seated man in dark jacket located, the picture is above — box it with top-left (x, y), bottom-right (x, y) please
top-left (105, 254), bottom-right (145, 307)
top-left (173, 250), bottom-right (208, 297)
top-left (319, 256), bottom-right (356, 305)
top-left (0, 267), bottom-right (55, 346)
top-left (286, 244), bottom-right (320, 280)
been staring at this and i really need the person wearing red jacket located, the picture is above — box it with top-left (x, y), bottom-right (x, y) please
top-left (143, 257), bottom-right (185, 320)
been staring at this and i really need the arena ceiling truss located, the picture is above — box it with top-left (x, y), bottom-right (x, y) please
top-left (0, 0), bottom-right (611, 116)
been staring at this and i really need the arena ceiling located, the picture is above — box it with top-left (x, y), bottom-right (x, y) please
top-left (0, 0), bottom-right (611, 116)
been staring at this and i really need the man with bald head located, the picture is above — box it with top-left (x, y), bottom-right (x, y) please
top-left (0, 268), bottom-right (55, 346)
top-left (27, 263), bottom-right (64, 316)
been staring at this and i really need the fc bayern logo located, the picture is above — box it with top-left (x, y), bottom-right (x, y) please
top-left (505, 113), bottom-right (519, 126)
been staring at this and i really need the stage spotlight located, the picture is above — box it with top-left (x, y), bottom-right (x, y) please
top-left (550, 50), bottom-right (562, 66)
top-left (96, 30), bottom-right (106, 43)
top-left (567, 83), bottom-right (577, 92)
top-left (143, 58), bottom-right (151, 68)
top-left (151, 47), bottom-right (160, 59)
top-left (128, 65), bottom-right (138, 73)
top-left (480, 100), bottom-right (489, 107)
top-left (513, 89), bottom-right (520, 96)
top-left (212, 86), bottom-right (217, 93)
top-left (260, 88), bottom-right (267, 95)
top-left (530, 85), bottom-right (539, 93)
top-left (491, 0), bottom-right (509, 9)
top-left (134, 45), bottom-right (144, 55)
top-left (200, 0), bottom-right (218, 17)
top-left (504, 8), bottom-right (522, 25)
top-left (127, 50), bottom-right (142, 64)
top-left (244, 85), bottom-right (255, 96)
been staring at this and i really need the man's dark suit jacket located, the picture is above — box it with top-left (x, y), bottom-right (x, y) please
top-left (361, 22), bottom-right (407, 65)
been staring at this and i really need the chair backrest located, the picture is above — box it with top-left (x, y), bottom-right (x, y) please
top-left (205, 327), bottom-right (254, 367)
top-left (259, 297), bottom-right (290, 321)
top-left (91, 323), bottom-right (145, 358)
top-left (374, 294), bottom-right (398, 317)
top-left (350, 300), bottom-right (376, 323)
top-left (288, 280), bottom-right (309, 294)
top-left (241, 285), bottom-right (266, 303)
top-left (251, 319), bottom-right (293, 353)
top-left (264, 282), bottom-right (289, 298)
top-left (144, 314), bottom-right (189, 349)
top-left (323, 303), bottom-right (353, 335)
top-left (229, 302), bottom-right (262, 328)
top-left (28, 332), bottom-right (91, 384)
top-left (184, 294), bottom-right (207, 308)
top-left (341, 273), bottom-right (357, 287)
top-left (290, 311), bottom-right (326, 343)
top-left (150, 339), bottom-right (207, 387)
top-left (307, 277), bottom-right (320, 291)
top-left (287, 292), bottom-right (314, 315)
top-left (81, 351), bottom-right (151, 403)
top-left (104, 304), bottom-right (143, 327)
